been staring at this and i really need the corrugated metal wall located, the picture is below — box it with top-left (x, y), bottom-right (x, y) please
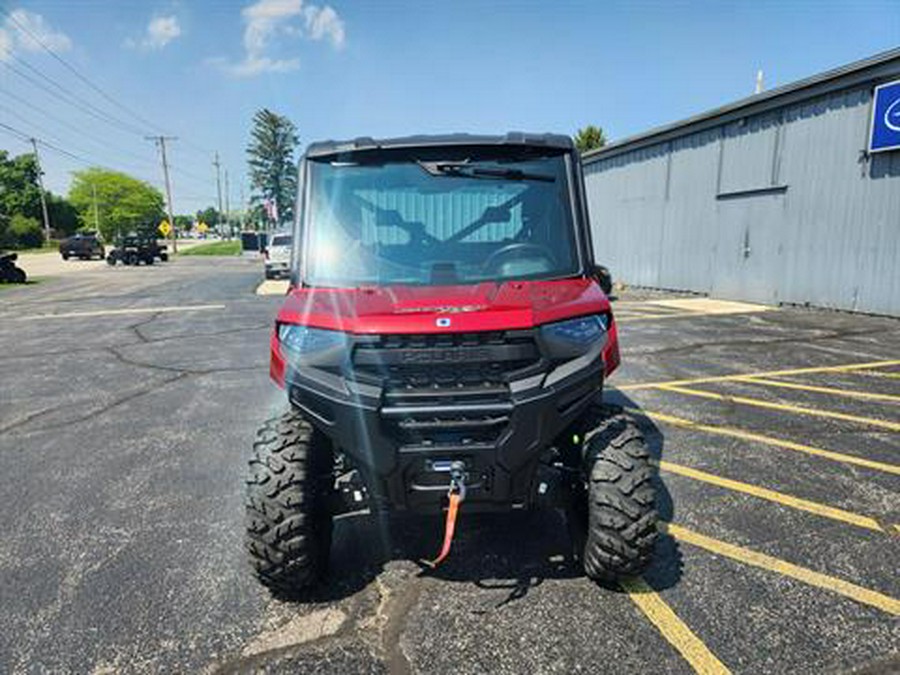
top-left (584, 84), bottom-right (900, 315)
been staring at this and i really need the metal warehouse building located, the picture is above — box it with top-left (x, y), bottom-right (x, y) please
top-left (583, 48), bottom-right (900, 316)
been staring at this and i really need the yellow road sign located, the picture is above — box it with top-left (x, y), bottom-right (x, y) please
top-left (197, 222), bottom-right (209, 234)
top-left (159, 220), bottom-right (171, 236)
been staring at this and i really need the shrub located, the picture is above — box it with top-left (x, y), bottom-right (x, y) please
top-left (9, 214), bottom-right (44, 249)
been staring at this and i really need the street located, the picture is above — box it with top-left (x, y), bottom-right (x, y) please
top-left (1, 256), bottom-right (898, 674)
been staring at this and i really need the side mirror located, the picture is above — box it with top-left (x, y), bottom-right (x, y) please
top-left (594, 264), bottom-right (613, 296)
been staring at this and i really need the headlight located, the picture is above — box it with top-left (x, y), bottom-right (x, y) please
top-left (277, 324), bottom-right (347, 365)
top-left (540, 314), bottom-right (608, 359)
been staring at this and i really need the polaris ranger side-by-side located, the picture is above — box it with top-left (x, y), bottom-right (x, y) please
top-left (245, 133), bottom-right (657, 592)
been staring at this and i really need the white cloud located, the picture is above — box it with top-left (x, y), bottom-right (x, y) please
top-left (146, 16), bottom-right (182, 49)
top-left (126, 14), bottom-right (182, 51)
top-left (303, 5), bottom-right (344, 49)
top-left (219, 0), bottom-right (345, 77)
top-left (230, 54), bottom-right (301, 77)
top-left (0, 28), bottom-right (12, 61)
top-left (0, 8), bottom-right (72, 59)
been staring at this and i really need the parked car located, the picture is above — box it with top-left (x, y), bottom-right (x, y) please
top-left (263, 232), bottom-right (292, 279)
top-left (59, 232), bottom-right (105, 260)
top-left (241, 231), bottom-right (268, 257)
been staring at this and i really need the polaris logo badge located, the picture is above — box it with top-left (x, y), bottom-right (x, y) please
top-left (436, 317), bottom-right (451, 327)
top-left (400, 347), bottom-right (489, 363)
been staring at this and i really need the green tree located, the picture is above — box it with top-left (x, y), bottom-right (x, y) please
top-left (174, 214), bottom-right (193, 232)
top-left (0, 151), bottom-right (42, 221)
top-left (68, 168), bottom-right (165, 241)
top-left (574, 125), bottom-right (607, 154)
top-left (196, 206), bottom-right (221, 228)
top-left (47, 193), bottom-right (79, 236)
top-left (247, 108), bottom-right (299, 226)
top-left (9, 214), bottom-right (43, 248)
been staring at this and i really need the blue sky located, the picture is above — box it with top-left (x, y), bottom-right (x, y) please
top-left (0, 0), bottom-right (898, 215)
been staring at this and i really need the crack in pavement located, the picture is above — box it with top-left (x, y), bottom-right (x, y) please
top-left (2, 372), bottom-right (190, 437)
top-left (0, 404), bottom-right (63, 435)
top-left (374, 575), bottom-right (424, 675)
top-left (210, 569), bottom-right (426, 674)
top-left (0, 323), bottom-right (270, 362)
top-left (128, 312), bottom-right (161, 344)
top-left (104, 345), bottom-right (263, 377)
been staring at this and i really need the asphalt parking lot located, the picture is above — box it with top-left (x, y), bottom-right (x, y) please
top-left (0, 257), bottom-right (898, 674)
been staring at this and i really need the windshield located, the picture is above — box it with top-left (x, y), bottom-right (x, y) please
top-left (271, 234), bottom-right (292, 247)
top-left (302, 150), bottom-right (580, 287)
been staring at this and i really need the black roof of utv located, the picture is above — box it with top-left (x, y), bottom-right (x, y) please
top-left (305, 132), bottom-right (574, 159)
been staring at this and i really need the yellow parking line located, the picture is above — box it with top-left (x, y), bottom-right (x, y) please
top-left (657, 385), bottom-right (900, 432)
top-left (617, 359), bottom-right (900, 391)
top-left (660, 461), bottom-right (886, 532)
top-left (741, 378), bottom-right (900, 403)
top-left (620, 576), bottom-right (731, 675)
top-left (664, 523), bottom-right (900, 615)
top-left (630, 408), bottom-right (900, 475)
top-left (856, 370), bottom-right (900, 380)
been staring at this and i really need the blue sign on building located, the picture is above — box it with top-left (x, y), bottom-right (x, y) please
top-left (869, 79), bottom-right (900, 153)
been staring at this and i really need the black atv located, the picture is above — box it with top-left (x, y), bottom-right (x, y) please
top-left (106, 235), bottom-right (163, 266)
top-left (0, 251), bottom-right (27, 283)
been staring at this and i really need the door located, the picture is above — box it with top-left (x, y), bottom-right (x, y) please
top-left (711, 192), bottom-right (785, 305)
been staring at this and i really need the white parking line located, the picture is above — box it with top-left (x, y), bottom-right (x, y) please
top-left (16, 304), bottom-right (226, 320)
top-left (256, 280), bottom-right (290, 296)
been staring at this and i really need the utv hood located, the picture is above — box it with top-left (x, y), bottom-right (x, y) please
top-left (276, 278), bottom-right (610, 334)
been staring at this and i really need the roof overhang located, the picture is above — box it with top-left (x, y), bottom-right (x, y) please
top-left (583, 47), bottom-right (900, 164)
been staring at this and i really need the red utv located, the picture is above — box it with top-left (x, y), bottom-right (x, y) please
top-left (245, 133), bottom-right (657, 592)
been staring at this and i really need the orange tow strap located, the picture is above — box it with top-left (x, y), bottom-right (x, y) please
top-left (424, 491), bottom-right (463, 568)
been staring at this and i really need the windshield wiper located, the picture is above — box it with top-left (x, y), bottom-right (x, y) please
top-left (416, 160), bottom-right (555, 182)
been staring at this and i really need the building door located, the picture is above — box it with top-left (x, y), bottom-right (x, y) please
top-left (711, 192), bottom-right (785, 304)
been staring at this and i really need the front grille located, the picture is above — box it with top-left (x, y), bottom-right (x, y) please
top-left (350, 330), bottom-right (542, 448)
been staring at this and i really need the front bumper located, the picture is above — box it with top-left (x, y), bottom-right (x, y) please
top-left (284, 335), bottom-right (604, 512)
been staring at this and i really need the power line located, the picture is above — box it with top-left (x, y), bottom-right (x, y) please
top-left (0, 99), bottom-right (158, 174)
top-left (2, 55), bottom-right (146, 136)
top-left (1, 5), bottom-right (214, 158)
top-left (2, 58), bottom-right (218, 188)
top-left (2, 7), bottom-right (163, 135)
top-left (0, 86), bottom-right (148, 161)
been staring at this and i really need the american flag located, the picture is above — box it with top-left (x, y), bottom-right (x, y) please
top-left (264, 198), bottom-right (279, 223)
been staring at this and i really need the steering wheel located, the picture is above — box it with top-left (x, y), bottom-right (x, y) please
top-left (482, 243), bottom-right (556, 275)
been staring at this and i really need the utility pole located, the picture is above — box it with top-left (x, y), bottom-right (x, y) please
top-left (146, 135), bottom-right (178, 254)
top-left (92, 183), bottom-right (100, 230)
top-left (29, 138), bottom-right (52, 243)
top-left (239, 183), bottom-right (246, 231)
top-left (225, 169), bottom-right (231, 238)
top-left (213, 152), bottom-right (224, 238)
